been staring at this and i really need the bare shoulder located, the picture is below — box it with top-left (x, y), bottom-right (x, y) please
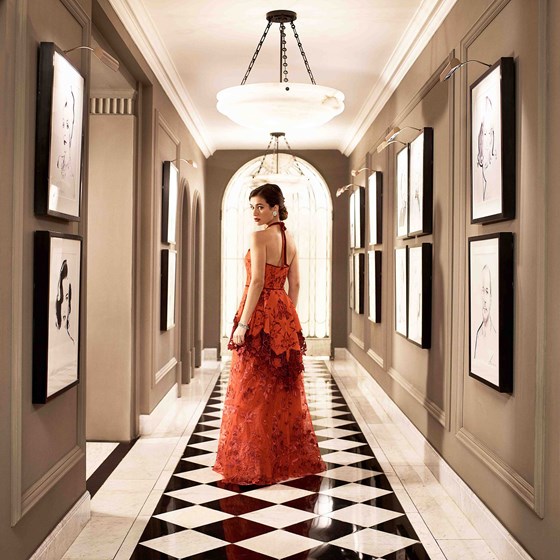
top-left (250, 230), bottom-right (267, 245)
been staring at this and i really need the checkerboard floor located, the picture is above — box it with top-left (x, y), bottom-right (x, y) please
top-left (129, 360), bottom-right (432, 560)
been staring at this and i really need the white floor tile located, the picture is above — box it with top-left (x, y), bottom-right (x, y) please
top-left (140, 529), bottom-right (227, 557)
top-left (85, 442), bottom-right (119, 479)
top-left (326, 503), bottom-right (404, 527)
top-left (243, 484), bottom-right (314, 504)
top-left (236, 529), bottom-right (323, 559)
top-left (320, 482), bottom-right (392, 502)
top-left (240, 504), bottom-right (318, 528)
top-left (330, 527), bottom-right (418, 557)
top-left (154, 504), bottom-right (233, 528)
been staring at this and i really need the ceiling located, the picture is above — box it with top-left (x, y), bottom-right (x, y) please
top-left (108, 0), bottom-right (457, 156)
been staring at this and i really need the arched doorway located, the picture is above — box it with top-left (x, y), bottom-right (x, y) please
top-left (180, 179), bottom-right (191, 384)
top-left (221, 154), bottom-right (332, 355)
top-left (193, 194), bottom-right (202, 368)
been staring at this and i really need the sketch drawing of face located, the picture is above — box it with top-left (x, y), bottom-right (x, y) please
top-left (480, 265), bottom-right (492, 326)
top-left (55, 259), bottom-right (74, 342)
top-left (476, 96), bottom-right (497, 199)
top-left (57, 87), bottom-right (76, 178)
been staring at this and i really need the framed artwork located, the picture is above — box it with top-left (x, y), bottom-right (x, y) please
top-left (408, 128), bottom-right (433, 237)
top-left (395, 246), bottom-right (408, 337)
top-left (407, 244), bottom-right (432, 348)
top-left (368, 250), bottom-right (382, 323)
top-left (161, 249), bottom-right (177, 330)
top-left (34, 42), bottom-right (85, 221)
top-left (470, 57), bottom-right (515, 224)
top-left (353, 253), bottom-right (365, 314)
top-left (468, 233), bottom-right (514, 392)
top-left (348, 255), bottom-right (355, 310)
top-left (354, 187), bottom-right (366, 248)
top-left (349, 191), bottom-right (356, 249)
top-left (33, 231), bottom-right (82, 403)
top-left (162, 161), bottom-right (179, 244)
top-left (396, 146), bottom-right (409, 239)
top-left (368, 172), bottom-right (383, 245)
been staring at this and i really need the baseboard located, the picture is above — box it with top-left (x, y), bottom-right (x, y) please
top-left (334, 347), bottom-right (350, 360)
top-left (338, 351), bottom-right (533, 560)
top-left (139, 382), bottom-right (178, 435)
top-left (30, 492), bottom-right (90, 560)
top-left (202, 347), bottom-right (218, 361)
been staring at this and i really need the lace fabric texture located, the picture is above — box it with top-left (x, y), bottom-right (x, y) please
top-left (213, 241), bottom-right (326, 485)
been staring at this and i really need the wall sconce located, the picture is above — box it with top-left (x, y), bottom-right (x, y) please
top-left (180, 158), bottom-right (198, 169)
top-left (64, 45), bottom-right (119, 71)
top-left (376, 139), bottom-right (406, 153)
top-left (440, 57), bottom-right (491, 82)
top-left (385, 126), bottom-right (421, 142)
top-left (336, 183), bottom-right (363, 197)
top-left (351, 167), bottom-right (373, 177)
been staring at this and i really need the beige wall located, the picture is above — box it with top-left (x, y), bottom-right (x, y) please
top-left (86, 115), bottom-right (135, 441)
top-left (348, 0), bottom-right (557, 558)
top-left (0, 0), bottom-right (206, 557)
top-left (203, 149), bottom-right (349, 355)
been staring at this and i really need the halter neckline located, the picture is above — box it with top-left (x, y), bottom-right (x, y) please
top-left (267, 221), bottom-right (287, 265)
top-left (267, 221), bottom-right (286, 231)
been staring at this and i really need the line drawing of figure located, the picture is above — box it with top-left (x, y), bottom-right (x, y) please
top-left (474, 264), bottom-right (497, 365)
top-left (56, 87), bottom-right (76, 180)
top-left (476, 96), bottom-right (497, 201)
top-left (55, 259), bottom-right (74, 343)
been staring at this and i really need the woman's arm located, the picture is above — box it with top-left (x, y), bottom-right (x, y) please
top-left (232, 232), bottom-right (265, 345)
top-left (287, 247), bottom-right (300, 307)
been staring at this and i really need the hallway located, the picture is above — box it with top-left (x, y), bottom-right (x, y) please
top-left (64, 358), bottom-right (499, 560)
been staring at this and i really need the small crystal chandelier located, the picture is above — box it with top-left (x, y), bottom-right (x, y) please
top-left (217, 10), bottom-right (345, 132)
top-left (248, 132), bottom-right (308, 187)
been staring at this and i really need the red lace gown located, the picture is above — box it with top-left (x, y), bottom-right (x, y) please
top-left (213, 222), bottom-right (326, 485)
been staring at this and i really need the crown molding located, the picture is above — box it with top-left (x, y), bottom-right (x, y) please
top-left (341, 0), bottom-right (458, 156)
top-left (108, 0), bottom-right (214, 157)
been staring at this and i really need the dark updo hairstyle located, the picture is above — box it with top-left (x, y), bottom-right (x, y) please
top-left (249, 183), bottom-right (288, 220)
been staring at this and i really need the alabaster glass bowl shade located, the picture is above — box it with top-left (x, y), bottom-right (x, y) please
top-left (217, 82), bottom-right (345, 131)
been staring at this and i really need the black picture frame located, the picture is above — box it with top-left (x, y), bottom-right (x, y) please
top-left (395, 246), bottom-right (408, 337)
top-left (354, 187), bottom-right (366, 249)
top-left (160, 249), bottom-right (177, 331)
top-left (408, 128), bottom-right (433, 237)
top-left (368, 250), bottom-right (382, 323)
top-left (162, 161), bottom-right (179, 244)
top-left (407, 243), bottom-right (432, 349)
top-left (34, 42), bottom-right (85, 221)
top-left (33, 231), bottom-right (82, 404)
top-left (470, 57), bottom-right (516, 224)
top-left (353, 253), bottom-right (365, 314)
top-left (468, 232), bottom-right (514, 392)
top-left (368, 171), bottom-right (383, 245)
top-left (396, 146), bottom-right (409, 239)
top-left (348, 255), bottom-right (355, 310)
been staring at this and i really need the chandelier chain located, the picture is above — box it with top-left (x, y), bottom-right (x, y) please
top-left (280, 23), bottom-right (289, 83)
top-left (290, 22), bottom-right (316, 85)
top-left (254, 136), bottom-right (275, 175)
top-left (283, 137), bottom-right (306, 176)
top-left (241, 21), bottom-right (273, 85)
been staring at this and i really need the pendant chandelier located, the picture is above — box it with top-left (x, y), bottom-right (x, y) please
top-left (249, 132), bottom-right (308, 187)
top-left (217, 10), bottom-right (345, 131)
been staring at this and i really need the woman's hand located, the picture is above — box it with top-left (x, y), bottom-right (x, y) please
top-left (232, 325), bottom-right (248, 346)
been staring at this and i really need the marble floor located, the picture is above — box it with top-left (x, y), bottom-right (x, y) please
top-left (64, 357), bottom-right (500, 560)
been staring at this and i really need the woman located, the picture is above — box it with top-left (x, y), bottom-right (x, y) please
top-left (213, 184), bottom-right (326, 485)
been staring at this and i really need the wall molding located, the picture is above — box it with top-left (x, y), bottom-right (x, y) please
top-left (387, 367), bottom-right (446, 426)
top-left (366, 348), bottom-right (384, 369)
top-left (90, 97), bottom-right (135, 115)
top-left (376, 55), bottom-right (453, 431)
top-left (139, 380), bottom-right (178, 434)
top-left (107, 0), bottom-right (213, 157)
top-left (454, 0), bottom-right (546, 516)
top-left (456, 428), bottom-right (535, 508)
top-left (22, 446), bottom-right (84, 517)
top-left (11, 0), bottom-right (91, 526)
top-left (348, 333), bottom-right (365, 350)
top-left (29, 492), bottom-right (90, 560)
top-left (151, 110), bottom-right (180, 391)
top-left (155, 357), bottom-right (178, 385)
top-left (342, 0), bottom-right (459, 155)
